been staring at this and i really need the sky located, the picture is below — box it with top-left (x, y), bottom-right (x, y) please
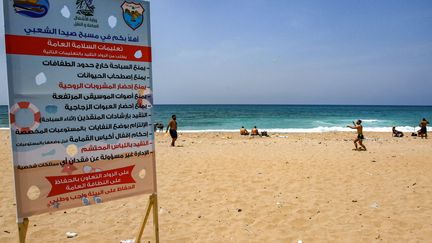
top-left (1, 0), bottom-right (432, 105)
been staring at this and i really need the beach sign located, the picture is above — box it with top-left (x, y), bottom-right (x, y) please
top-left (3, 0), bottom-right (156, 220)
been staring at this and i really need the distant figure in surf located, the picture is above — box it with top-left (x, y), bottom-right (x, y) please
top-left (418, 118), bottom-right (429, 139)
top-left (166, 114), bottom-right (178, 146)
top-left (347, 120), bottom-right (367, 151)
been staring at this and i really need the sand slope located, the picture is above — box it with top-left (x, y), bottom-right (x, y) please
top-left (1, 130), bottom-right (431, 242)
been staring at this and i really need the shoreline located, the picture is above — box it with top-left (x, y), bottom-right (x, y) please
top-left (0, 127), bottom-right (421, 133)
top-left (1, 130), bottom-right (431, 242)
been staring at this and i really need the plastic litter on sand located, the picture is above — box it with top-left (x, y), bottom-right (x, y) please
top-left (66, 232), bottom-right (78, 238)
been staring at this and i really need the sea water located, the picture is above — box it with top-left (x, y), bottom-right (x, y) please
top-left (0, 105), bottom-right (8, 130)
top-left (154, 105), bottom-right (431, 133)
top-left (1, 104), bottom-right (431, 132)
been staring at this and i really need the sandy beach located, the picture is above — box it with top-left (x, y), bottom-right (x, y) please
top-left (0, 129), bottom-right (431, 242)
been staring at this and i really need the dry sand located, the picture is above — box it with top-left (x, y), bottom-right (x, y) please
top-left (0, 130), bottom-right (431, 242)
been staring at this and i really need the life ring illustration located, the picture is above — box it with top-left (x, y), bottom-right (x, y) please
top-left (10, 101), bottom-right (41, 132)
top-left (137, 88), bottom-right (152, 108)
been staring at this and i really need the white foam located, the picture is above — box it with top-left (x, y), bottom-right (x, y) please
top-left (2, 126), bottom-right (421, 133)
top-left (177, 126), bottom-right (421, 133)
top-left (362, 119), bottom-right (380, 122)
top-left (177, 129), bottom-right (238, 133)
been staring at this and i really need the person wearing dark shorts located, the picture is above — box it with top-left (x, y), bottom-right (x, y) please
top-left (419, 118), bottom-right (429, 139)
top-left (169, 129), bottom-right (177, 139)
top-left (347, 120), bottom-right (367, 151)
top-left (166, 115), bottom-right (178, 146)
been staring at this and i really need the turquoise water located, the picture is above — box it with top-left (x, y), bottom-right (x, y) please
top-left (153, 105), bottom-right (431, 132)
top-left (0, 106), bottom-right (8, 129)
top-left (1, 105), bottom-right (431, 132)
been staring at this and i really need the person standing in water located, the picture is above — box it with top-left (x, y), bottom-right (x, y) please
top-left (347, 120), bottom-right (367, 151)
top-left (166, 114), bottom-right (178, 146)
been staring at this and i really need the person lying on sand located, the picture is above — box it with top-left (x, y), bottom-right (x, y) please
top-left (154, 122), bottom-right (164, 132)
top-left (418, 118), bottom-right (429, 139)
top-left (240, 126), bottom-right (249, 135)
top-left (251, 126), bottom-right (259, 136)
top-left (347, 120), bottom-right (367, 151)
top-left (392, 127), bottom-right (404, 137)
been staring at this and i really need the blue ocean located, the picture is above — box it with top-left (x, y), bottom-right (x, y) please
top-left (1, 105), bottom-right (431, 132)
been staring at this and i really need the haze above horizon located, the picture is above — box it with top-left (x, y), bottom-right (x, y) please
top-left (1, 0), bottom-right (431, 105)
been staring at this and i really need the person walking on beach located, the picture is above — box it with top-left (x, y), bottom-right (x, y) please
top-left (166, 114), bottom-right (178, 146)
top-left (347, 120), bottom-right (367, 151)
top-left (418, 118), bottom-right (429, 139)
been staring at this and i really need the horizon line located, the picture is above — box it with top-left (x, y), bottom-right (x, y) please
top-left (1, 103), bottom-right (432, 107)
top-left (153, 103), bottom-right (432, 107)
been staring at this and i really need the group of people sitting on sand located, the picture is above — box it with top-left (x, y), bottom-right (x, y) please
top-left (392, 118), bottom-right (430, 139)
top-left (240, 126), bottom-right (268, 137)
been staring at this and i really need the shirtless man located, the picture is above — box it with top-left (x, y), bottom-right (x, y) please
top-left (166, 115), bottom-right (177, 146)
top-left (419, 118), bottom-right (429, 139)
top-left (347, 120), bottom-right (367, 151)
top-left (251, 126), bottom-right (259, 136)
top-left (240, 126), bottom-right (249, 135)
